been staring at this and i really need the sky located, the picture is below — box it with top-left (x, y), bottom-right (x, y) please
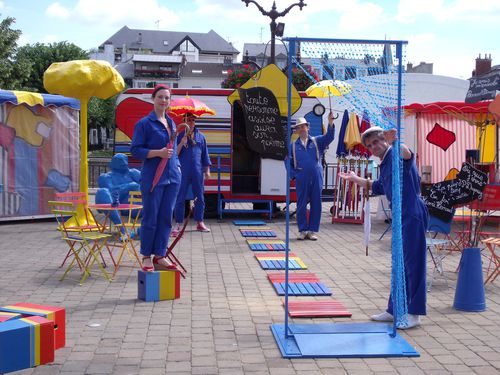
top-left (1, 0), bottom-right (499, 80)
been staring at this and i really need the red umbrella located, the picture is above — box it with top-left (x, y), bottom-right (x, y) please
top-left (150, 96), bottom-right (215, 192)
top-left (150, 122), bottom-right (190, 192)
top-left (353, 112), bottom-right (371, 157)
top-left (168, 96), bottom-right (216, 117)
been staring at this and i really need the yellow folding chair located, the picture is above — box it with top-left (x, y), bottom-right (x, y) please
top-left (49, 201), bottom-right (113, 285)
top-left (53, 192), bottom-right (116, 269)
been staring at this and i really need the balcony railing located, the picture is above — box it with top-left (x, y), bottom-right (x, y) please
top-left (134, 69), bottom-right (179, 79)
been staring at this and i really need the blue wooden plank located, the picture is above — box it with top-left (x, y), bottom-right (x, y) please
top-left (289, 260), bottom-right (299, 269)
top-left (309, 282), bottom-right (324, 295)
top-left (317, 283), bottom-right (332, 295)
top-left (302, 282), bottom-right (317, 295)
top-left (275, 282), bottom-right (285, 295)
top-left (289, 283), bottom-right (301, 295)
top-left (295, 282), bottom-right (311, 295)
top-left (233, 220), bottom-right (266, 226)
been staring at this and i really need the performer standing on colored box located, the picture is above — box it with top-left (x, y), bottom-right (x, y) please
top-left (172, 113), bottom-right (211, 235)
top-left (291, 113), bottom-right (335, 241)
top-left (339, 127), bottom-right (428, 329)
top-left (131, 84), bottom-right (180, 272)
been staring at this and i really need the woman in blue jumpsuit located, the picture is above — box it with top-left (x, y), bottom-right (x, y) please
top-left (291, 114), bottom-right (335, 241)
top-left (131, 84), bottom-right (181, 272)
top-left (173, 114), bottom-right (211, 233)
top-left (340, 127), bottom-right (428, 329)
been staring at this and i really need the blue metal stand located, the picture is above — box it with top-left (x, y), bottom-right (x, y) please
top-left (271, 323), bottom-right (419, 358)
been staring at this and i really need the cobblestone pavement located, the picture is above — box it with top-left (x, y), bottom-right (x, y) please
top-left (0, 207), bottom-right (499, 375)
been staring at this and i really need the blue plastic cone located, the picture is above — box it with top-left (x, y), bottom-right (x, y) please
top-left (453, 247), bottom-right (486, 312)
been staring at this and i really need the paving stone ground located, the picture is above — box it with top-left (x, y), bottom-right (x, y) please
top-left (0, 204), bottom-right (498, 375)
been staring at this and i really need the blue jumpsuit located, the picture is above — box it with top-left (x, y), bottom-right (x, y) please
top-left (174, 128), bottom-right (211, 223)
top-left (291, 125), bottom-right (335, 233)
top-left (131, 111), bottom-right (181, 257)
top-left (372, 147), bottom-right (428, 316)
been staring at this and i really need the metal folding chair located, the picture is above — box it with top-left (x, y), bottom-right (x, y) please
top-left (426, 213), bottom-right (453, 291)
top-left (49, 201), bottom-right (113, 285)
top-left (54, 192), bottom-right (115, 269)
top-left (378, 197), bottom-right (392, 241)
top-left (481, 236), bottom-right (499, 284)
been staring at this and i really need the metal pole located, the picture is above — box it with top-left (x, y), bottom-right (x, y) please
top-left (284, 38), bottom-right (296, 339)
top-left (270, 20), bottom-right (276, 65)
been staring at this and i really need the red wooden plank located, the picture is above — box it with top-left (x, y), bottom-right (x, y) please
top-left (286, 300), bottom-right (352, 318)
top-left (268, 272), bottom-right (319, 283)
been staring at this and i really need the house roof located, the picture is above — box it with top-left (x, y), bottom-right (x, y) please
top-left (101, 26), bottom-right (239, 55)
top-left (242, 43), bottom-right (288, 58)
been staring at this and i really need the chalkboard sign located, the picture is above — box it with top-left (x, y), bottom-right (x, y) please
top-left (238, 87), bottom-right (287, 160)
top-left (423, 163), bottom-right (488, 221)
top-left (465, 72), bottom-right (500, 103)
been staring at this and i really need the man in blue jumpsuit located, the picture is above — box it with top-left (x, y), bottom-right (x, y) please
top-left (173, 113), bottom-right (211, 234)
top-left (131, 84), bottom-right (180, 271)
top-left (291, 113), bottom-right (335, 240)
top-left (340, 126), bottom-right (428, 329)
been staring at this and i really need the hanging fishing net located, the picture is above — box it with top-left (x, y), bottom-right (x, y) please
top-left (287, 38), bottom-right (408, 327)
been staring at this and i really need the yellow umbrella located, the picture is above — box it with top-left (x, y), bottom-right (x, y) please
top-left (344, 112), bottom-right (361, 149)
top-left (305, 79), bottom-right (352, 111)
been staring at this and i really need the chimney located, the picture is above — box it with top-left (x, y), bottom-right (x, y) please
top-left (474, 53), bottom-right (492, 76)
top-left (137, 32), bottom-right (142, 44)
top-left (407, 62), bottom-right (413, 71)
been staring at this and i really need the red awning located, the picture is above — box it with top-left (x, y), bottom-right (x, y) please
top-left (404, 101), bottom-right (492, 115)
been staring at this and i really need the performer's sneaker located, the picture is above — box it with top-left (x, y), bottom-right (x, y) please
top-left (370, 311), bottom-right (394, 322)
top-left (397, 314), bottom-right (421, 330)
top-left (307, 232), bottom-right (318, 241)
top-left (297, 232), bottom-right (307, 240)
top-left (196, 222), bottom-right (211, 232)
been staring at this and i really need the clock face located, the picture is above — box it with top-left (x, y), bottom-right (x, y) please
top-left (313, 103), bottom-right (325, 116)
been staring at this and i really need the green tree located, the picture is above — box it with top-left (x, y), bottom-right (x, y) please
top-left (88, 95), bottom-right (117, 130)
top-left (17, 41), bottom-right (88, 92)
top-left (0, 16), bottom-right (31, 89)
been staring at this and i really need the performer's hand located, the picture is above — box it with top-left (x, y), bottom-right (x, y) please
top-left (384, 128), bottom-right (397, 145)
top-left (204, 170), bottom-right (211, 179)
top-left (328, 111), bottom-right (335, 126)
top-left (179, 136), bottom-right (188, 147)
top-left (158, 147), bottom-right (173, 159)
top-left (339, 170), bottom-right (365, 187)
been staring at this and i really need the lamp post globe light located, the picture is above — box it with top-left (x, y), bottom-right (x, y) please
top-left (241, 0), bottom-right (306, 65)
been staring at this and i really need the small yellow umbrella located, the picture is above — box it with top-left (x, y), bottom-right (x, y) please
top-left (305, 80), bottom-right (352, 111)
top-left (344, 112), bottom-right (362, 149)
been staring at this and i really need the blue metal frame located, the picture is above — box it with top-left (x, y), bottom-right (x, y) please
top-left (271, 36), bottom-right (417, 359)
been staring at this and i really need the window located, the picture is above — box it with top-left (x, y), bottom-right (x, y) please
top-left (163, 40), bottom-right (169, 46)
top-left (345, 66), bottom-right (356, 80)
top-left (191, 69), bottom-right (202, 74)
top-left (180, 40), bottom-right (196, 53)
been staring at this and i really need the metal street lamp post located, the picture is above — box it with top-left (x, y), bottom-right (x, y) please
top-left (241, 0), bottom-right (306, 65)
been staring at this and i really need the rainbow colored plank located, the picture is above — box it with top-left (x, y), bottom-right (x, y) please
top-left (285, 300), bottom-right (352, 318)
top-left (0, 311), bottom-right (21, 322)
top-left (247, 239), bottom-right (286, 251)
top-left (255, 252), bottom-right (307, 270)
top-left (267, 273), bottom-right (332, 296)
top-left (0, 303), bottom-right (65, 349)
